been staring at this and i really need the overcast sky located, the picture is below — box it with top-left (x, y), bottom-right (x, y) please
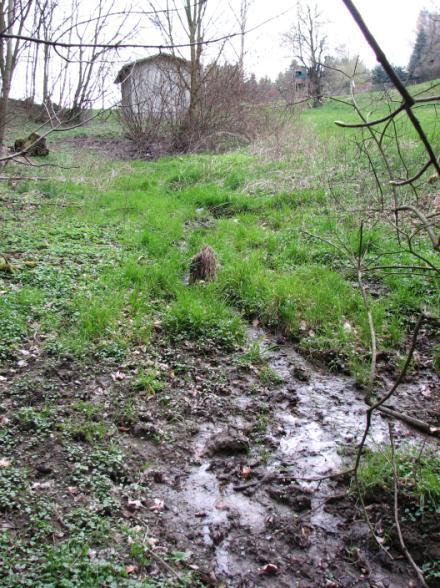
top-left (10, 0), bottom-right (437, 103)
top-left (244, 0), bottom-right (432, 79)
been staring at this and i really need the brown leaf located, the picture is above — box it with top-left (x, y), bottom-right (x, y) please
top-left (242, 465), bottom-right (252, 480)
top-left (32, 480), bottom-right (54, 490)
top-left (111, 371), bottom-right (126, 381)
top-left (149, 498), bottom-right (164, 511)
top-left (122, 509), bottom-right (135, 519)
top-left (257, 563), bottom-right (278, 575)
top-left (127, 499), bottom-right (143, 511)
top-left (125, 565), bottom-right (138, 574)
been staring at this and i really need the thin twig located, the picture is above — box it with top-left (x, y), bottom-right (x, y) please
top-left (389, 424), bottom-right (429, 587)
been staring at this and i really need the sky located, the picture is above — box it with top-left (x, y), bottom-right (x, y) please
top-left (9, 0), bottom-right (437, 103)
top-left (244, 0), bottom-right (431, 79)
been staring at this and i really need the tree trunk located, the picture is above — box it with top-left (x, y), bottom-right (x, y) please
top-left (0, 78), bottom-right (11, 148)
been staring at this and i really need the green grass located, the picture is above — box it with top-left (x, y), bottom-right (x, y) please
top-left (357, 446), bottom-right (440, 583)
top-left (1, 79), bottom-right (438, 370)
top-left (1, 127), bottom-right (438, 374)
top-left (359, 447), bottom-right (440, 506)
top-left (0, 82), bottom-right (438, 586)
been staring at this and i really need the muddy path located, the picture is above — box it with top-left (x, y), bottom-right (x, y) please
top-left (137, 328), bottom-right (437, 587)
top-left (1, 325), bottom-right (438, 586)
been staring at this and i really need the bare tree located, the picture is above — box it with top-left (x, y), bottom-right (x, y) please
top-left (284, 1), bottom-right (328, 107)
top-left (227, 0), bottom-right (253, 73)
top-left (55, 0), bottom-right (133, 122)
top-left (408, 8), bottom-right (440, 82)
top-left (147, 0), bottom-right (213, 147)
top-left (0, 0), bottom-right (34, 147)
top-left (38, 0), bottom-right (57, 107)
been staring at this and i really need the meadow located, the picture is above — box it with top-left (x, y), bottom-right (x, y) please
top-left (0, 85), bottom-right (439, 585)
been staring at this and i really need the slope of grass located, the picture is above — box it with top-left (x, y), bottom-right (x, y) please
top-left (1, 84), bottom-right (439, 585)
top-left (1, 142), bottom-right (438, 379)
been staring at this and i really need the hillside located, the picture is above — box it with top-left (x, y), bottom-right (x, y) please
top-left (0, 88), bottom-right (439, 587)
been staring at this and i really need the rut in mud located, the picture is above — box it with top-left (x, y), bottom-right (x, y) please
top-left (139, 328), bottom-right (435, 587)
top-left (2, 324), bottom-right (438, 587)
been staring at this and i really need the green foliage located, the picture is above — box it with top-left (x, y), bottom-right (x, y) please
top-left (163, 289), bottom-right (244, 350)
top-left (358, 447), bottom-right (440, 516)
top-left (259, 366), bottom-right (284, 386)
top-left (16, 407), bottom-right (53, 433)
top-left (238, 341), bottom-right (268, 368)
top-left (132, 369), bottom-right (165, 394)
top-left (0, 466), bottom-right (27, 511)
top-left (371, 64), bottom-right (408, 85)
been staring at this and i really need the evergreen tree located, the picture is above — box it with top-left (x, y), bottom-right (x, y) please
top-left (371, 65), bottom-right (408, 86)
top-left (408, 26), bottom-right (428, 80)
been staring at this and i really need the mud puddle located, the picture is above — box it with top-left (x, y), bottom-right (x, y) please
top-left (151, 329), bottom-right (428, 586)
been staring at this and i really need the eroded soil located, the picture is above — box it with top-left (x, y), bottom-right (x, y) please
top-left (55, 136), bottom-right (167, 160)
top-left (0, 326), bottom-right (439, 587)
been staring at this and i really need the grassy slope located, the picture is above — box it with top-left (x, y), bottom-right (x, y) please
top-left (0, 84), bottom-right (439, 584)
top-left (0, 152), bottom-right (418, 376)
top-left (2, 90), bottom-right (439, 378)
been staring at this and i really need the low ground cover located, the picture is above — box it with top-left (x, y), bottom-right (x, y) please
top-left (0, 85), bottom-right (439, 585)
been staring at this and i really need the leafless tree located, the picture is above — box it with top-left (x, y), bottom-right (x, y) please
top-left (147, 0), bottom-right (218, 147)
top-left (227, 0), bottom-right (253, 73)
top-left (0, 0), bottom-right (34, 147)
top-left (284, 1), bottom-right (328, 107)
top-left (54, 0), bottom-right (134, 122)
top-left (38, 0), bottom-right (57, 107)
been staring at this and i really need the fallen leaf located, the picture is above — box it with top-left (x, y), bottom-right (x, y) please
top-left (125, 565), bottom-right (138, 574)
top-left (0, 458), bottom-right (11, 468)
top-left (420, 386), bottom-right (432, 399)
top-left (242, 465), bottom-right (252, 480)
top-left (257, 563), bottom-right (278, 575)
top-left (147, 537), bottom-right (158, 548)
top-left (127, 499), bottom-right (143, 511)
top-left (149, 498), bottom-right (164, 511)
top-left (32, 480), bottom-right (54, 490)
top-left (0, 416), bottom-right (10, 426)
top-left (1, 522), bottom-right (15, 529)
top-left (118, 426), bottom-right (130, 433)
top-left (111, 371), bottom-right (126, 381)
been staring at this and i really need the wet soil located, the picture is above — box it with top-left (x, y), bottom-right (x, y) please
top-left (54, 136), bottom-right (169, 160)
top-left (1, 327), bottom-right (438, 586)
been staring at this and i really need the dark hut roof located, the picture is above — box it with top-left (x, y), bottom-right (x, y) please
top-left (114, 53), bottom-right (190, 84)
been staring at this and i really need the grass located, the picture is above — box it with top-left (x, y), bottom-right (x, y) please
top-left (358, 447), bottom-right (440, 514)
top-left (0, 83), bottom-right (439, 584)
top-left (1, 115), bottom-right (438, 372)
top-left (357, 446), bottom-right (440, 582)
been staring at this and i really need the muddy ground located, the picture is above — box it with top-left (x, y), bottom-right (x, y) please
top-left (55, 136), bottom-right (169, 160)
top-left (1, 322), bottom-right (438, 587)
